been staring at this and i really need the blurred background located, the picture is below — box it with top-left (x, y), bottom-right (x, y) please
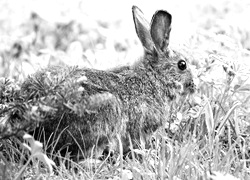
top-left (0, 0), bottom-right (249, 82)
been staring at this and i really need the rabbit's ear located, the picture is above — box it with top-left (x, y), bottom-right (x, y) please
top-left (150, 10), bottom-right (172, 53)
top-left (132, 6), bottom-right (154, 51)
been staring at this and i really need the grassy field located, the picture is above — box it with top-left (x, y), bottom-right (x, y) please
top-left (0, 0), bottom-right (250, 179)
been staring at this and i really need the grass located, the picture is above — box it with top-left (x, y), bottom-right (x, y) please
top-left (0, 0), bottom-right (250, 179)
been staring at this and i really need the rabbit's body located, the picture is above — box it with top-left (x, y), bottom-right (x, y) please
top-left (21, 6), bottom-right (195, 158)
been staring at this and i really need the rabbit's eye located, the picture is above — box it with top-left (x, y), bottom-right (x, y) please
top-left (177, 60), bottom-right (187, 71)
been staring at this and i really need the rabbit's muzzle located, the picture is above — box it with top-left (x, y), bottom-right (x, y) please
top-left (174, 78), bottom-right (195, 96)
top-left (184, 81), bottom-right (195, 94)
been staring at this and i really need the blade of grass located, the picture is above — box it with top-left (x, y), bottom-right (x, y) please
top-left (217, 101), bottom-right (241, 137)
top-left (116, 134), bottom-right (123, 179)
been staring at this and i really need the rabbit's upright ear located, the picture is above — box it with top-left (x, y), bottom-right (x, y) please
top-left (150, 10), bottom-right (172, 54)
top-left (132, 6), bottom-right (154, 51)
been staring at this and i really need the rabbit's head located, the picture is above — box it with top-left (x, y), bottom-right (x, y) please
top-left (132, 6), bottom-right (195, 97)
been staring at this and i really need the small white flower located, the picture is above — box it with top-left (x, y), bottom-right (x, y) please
top-left (176, 112), bottom-right (182, 121)
top-left (77, 76), bottom-right (87, 83)
top-left (209, 171), bottom-right (240, 180)
top-left (23, 133), bottom-right (56, 174)
top-left (78, 86), bottom-right (85, 92)
top-left (121, 169), bottom-right (133, 180)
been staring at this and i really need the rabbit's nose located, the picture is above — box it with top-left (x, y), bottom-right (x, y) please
top-left (184, 81), bottom-right (196, 94)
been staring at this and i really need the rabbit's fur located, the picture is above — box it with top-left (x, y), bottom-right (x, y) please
top-left (21, 6), bottom-right (195, 159)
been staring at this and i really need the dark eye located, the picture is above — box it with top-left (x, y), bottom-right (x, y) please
top-left (177, 60), bottom-right (187, 71)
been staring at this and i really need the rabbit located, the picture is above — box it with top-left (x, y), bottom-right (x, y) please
top-left (19, 5), bottom-right (195, 160)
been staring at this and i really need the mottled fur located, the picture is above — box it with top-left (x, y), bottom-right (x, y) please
top-left (21, 6), bottom-right (195, 158)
